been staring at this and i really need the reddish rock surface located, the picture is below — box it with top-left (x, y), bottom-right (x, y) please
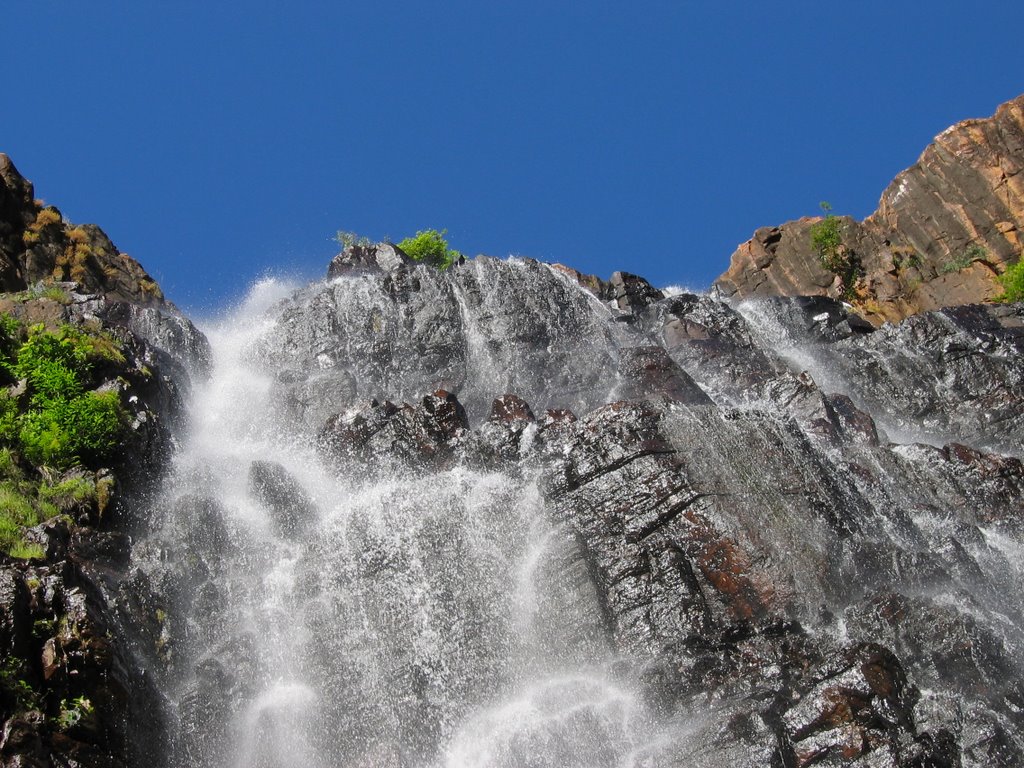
top-left (716, 94), bottom-right (1024, 324)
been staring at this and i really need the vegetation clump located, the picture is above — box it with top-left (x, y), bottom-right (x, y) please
top-left (334, 230), bottom-right (372, 249)
top-left (995, 257), bottom-right (1024, 303)
top-left (2, 322), bottom-right (126, 469)
top-left (0, 314), bottom-right (125, 558)
top-left (941, 243), bottom-right (988, 274)
top-left (809, 202), bottom-right (861, 300)
top-left (397, 229), bottom-right (464, 270)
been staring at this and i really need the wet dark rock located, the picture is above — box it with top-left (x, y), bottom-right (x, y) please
top-left (320, 390), bottom-right (471, 472)
top-left (69, 529), bottom-right (131, 566)
top-left (173, 495), bottom-right (230, 562)
top-left (248, 461), bottom-right (318, 538)
top-left (617, 345), bottom-right (713, 405)
top-left (731, 297), bottom-right (1024, 455)
top-left (823, 394), bottom-right (881, 446)
top-left (277, 368), bottom-right (358, 430)
top-left (264, 256), bottom-right (632, 421)
top-left (642, 292), bottom-right (788, 404)
top-left (0, 557), bottom-right (169, 768)
top-left (178, 659), bottom-right (231, 767)
top-left (327, 242), bottom-right (412, 278)
top-left (782, 644), bottom-right (917, 765)
top-left (473, 394), bottom-right (538, 466)
top-left (488, 394), bottom-right (535, 424)
top-left (608, 271), bottom-right (664, 313)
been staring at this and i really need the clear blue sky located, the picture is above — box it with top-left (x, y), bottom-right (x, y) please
top-left (3, 2), bottom-right (1022, 312)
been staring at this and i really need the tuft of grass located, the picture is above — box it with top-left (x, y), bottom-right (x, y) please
top-left (0, 482), bottom-right (45, 558)
top-left (8, 541), bottom-right (45, 560)
top-left (40, 475), bottom-right (96, 512)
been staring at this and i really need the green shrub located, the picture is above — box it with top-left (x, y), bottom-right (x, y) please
top-left (0, 658), bottom-right (39, 711)
top-left (0, 318), bottom-right (127, 470)
top-left (397, 229), bottom-right (463, 270)
top-left (941, 243), bottom-right (988, 275)
top-left (0, 315), bottom-right (127, 555)
top-left (0, 448), bottom-right (20, 481)
top-left (57, 695), bottom-right (94, 730)
top-left (18, 391), bottom-right (124, 468)
top-left (996, 258), bottom-right (1024, 303)
top-left (334, 230), bottom-right (371, 249)
top-left (809, 202), bottom-right (861, 300)
top-left (0, 393), bottom-right (19, 442)
top-left (810, 202), bottom-right (843, 269)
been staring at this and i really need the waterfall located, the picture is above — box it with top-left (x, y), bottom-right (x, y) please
top-left (135, 262), bottom-right (1024, 767)
top-left (147, 275), bottom-right (684, 767)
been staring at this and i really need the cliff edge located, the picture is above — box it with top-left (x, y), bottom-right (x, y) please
top-left (715, 94), bottom-right (1024, 324)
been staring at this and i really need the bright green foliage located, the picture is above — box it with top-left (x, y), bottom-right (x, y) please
top-left (810, 202), bottom-right (844, 272)
top-left (0, 318), bottom-right (127, 470)
top-left (0, 392), bottom-right (19, 440)
top-left (18, 392), bottom-right (123, 468)
top-left (40, 475), bottom-right (97, 508)
top-left (0, 316), bottom-right (126, 556)
top-left (397, 229), bottom-right (464, 270)
top-left (8, 541), bottom-right (45, 560)
top-left (0, 447), bottom-right (19, 480)
top-left (0, 482), bottom-right (44, 559)
top-left (996, 258), bottom-right (1024, 303)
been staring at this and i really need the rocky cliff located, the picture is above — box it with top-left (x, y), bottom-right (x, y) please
top-left (0, 156), bottom-right (207, 767)
top-left (715, 94), bottom-right (1024, 324)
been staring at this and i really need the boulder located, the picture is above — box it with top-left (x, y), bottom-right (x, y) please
top-left (327, 243), bottom-right (413, 278)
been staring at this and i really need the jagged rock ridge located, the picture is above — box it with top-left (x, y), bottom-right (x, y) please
top-left (716, 94), bottom-right (1024, 324)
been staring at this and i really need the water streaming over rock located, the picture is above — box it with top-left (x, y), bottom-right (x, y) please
top-left (141, 271), bottom-right (684, 767)
top-left (136, 257), bottom-right (1024, 767)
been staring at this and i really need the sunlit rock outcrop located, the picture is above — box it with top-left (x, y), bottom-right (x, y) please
top-left (716, 94), bottom-right (1024, 324)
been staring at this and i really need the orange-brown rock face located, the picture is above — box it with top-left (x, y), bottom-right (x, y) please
top-left (715, 94), bottom-right (1024, 324)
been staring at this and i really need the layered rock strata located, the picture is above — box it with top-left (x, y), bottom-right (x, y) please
top-left (715, 94), bottom-right (1024, 324)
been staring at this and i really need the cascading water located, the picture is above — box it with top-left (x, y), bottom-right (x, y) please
top-left (132, 257), bottom-right (1024, 768)
top-left (147, 275), bottom-right (686, 767)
